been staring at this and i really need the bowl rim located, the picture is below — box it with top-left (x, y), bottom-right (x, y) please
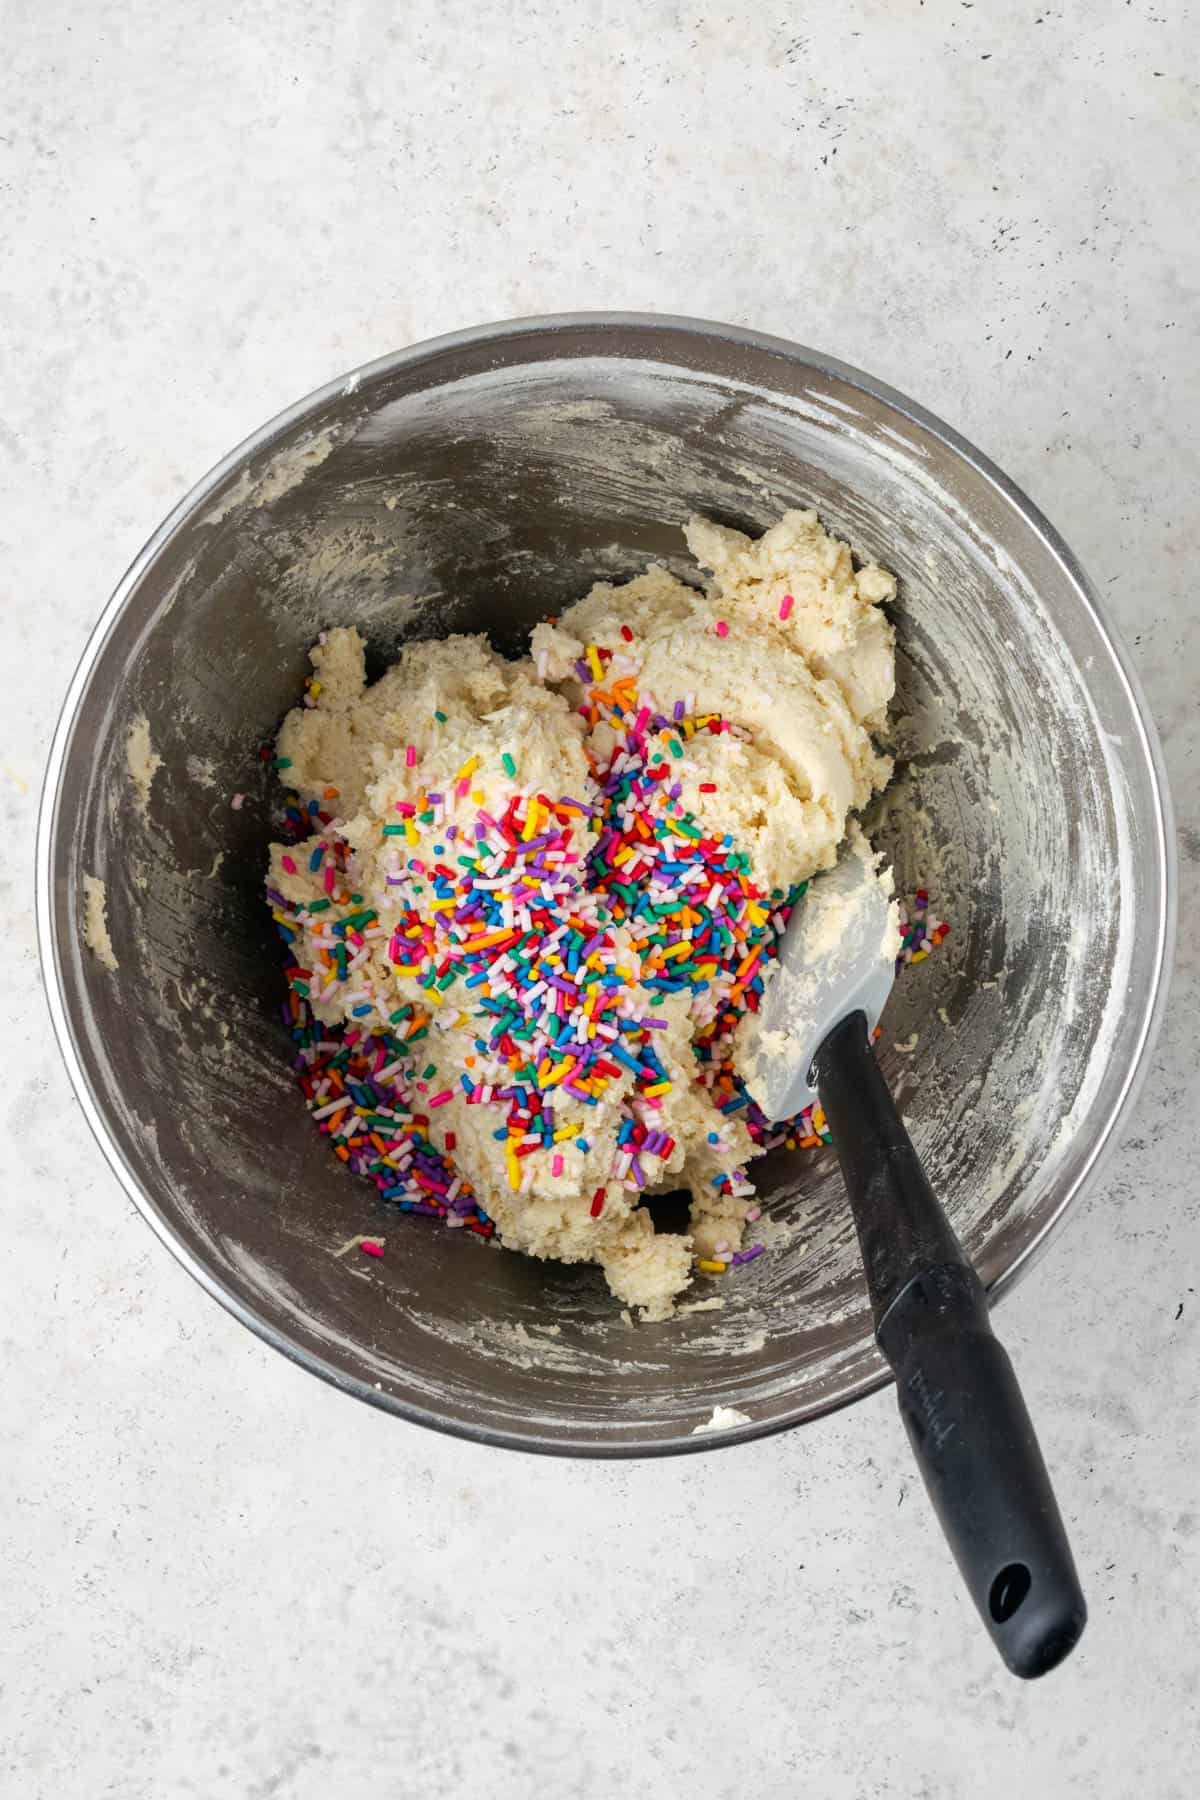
top-left (36, 311), bottom-right (1178, 1457)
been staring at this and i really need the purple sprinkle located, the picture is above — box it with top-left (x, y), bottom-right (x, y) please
top-left (673, 700), bottom-right (685, 721)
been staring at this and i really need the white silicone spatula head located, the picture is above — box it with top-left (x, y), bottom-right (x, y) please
top-left (739, 839), bottom-right (900, 1124)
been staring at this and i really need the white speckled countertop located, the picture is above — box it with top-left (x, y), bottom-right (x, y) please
top-left (3, 4), bottom-right (1197, 1794)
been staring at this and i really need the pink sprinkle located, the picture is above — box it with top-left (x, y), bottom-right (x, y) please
top-left (323, 864), bottom-right (336, 895)
top-left (552, 1154), bottom-right (564, 1177)
top-left (456, 778), bottom-right (470, 798)
top-left (405, 745), bottom-right (416, 768)
top-left (429, 1090), bottom-right (453, 1108)
top-left (281, 854), bottom-right (297, 875)
top-left (360, 1240), bottom-right (385, 1258)
top-left (779, 593), bottom-right (794, 621)
top-left (715, 620), bottom-right (729, 638)
top-left (230, 793), bottom-right (244, 810)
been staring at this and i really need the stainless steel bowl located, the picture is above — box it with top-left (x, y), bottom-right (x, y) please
top-left (37, 315), bottom-right (1175, 1454)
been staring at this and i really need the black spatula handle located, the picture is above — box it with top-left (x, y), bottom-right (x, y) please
top-left (815, 1012), bottom-right (1087, 1678)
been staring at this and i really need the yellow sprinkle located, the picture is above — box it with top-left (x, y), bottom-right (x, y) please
top-left (455, 755), bottom-right (480, 781)
top-left (554, 1124), bottom-right (578, 1142)
top-left (507, 1153), bottom-right (521, 1191)
top-left (404, 821), bottom-right (418, 845)
top-left (309, 679), bottom-right (322, 697)
top-left (471, 788), bottom-right (485, 804)
top-left (910, 948), bottom-right (929, 962)
top-left (697, 1260), bottom-right (727, 1275)
top-left (643, 1080), bottom-right (672, 1098)
top-left (586, 644), bottom-right (604, 682)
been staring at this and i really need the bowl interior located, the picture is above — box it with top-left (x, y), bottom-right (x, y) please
top-left (43, 320), bottom-right (1162, 1451)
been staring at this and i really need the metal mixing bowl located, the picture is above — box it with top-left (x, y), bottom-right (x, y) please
top-left (37, 316), bottom-right (1175, 1455)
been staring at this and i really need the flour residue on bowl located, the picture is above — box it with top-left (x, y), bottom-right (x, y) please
top-left (200, 426), bottom-right (341, 525)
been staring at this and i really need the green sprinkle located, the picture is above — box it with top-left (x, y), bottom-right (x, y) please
top-left (338, 909), bottom-right (377, 933)
top-left (273, 756), bottom-right (293, 769)
top-left (421, 1063), bottom-right (437, 1080)
top-left (501, 753), bottom-right (517, 778)
top-left (306, 898), bottom-right (331, 913)
top-left (434, 710), bottom-right (447, 723)
top-left (668, 738), bottom-right (684, 759)
top-left (382, 824), bottom-right (405, 835)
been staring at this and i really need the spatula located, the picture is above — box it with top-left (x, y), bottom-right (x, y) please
top-left (742, 848), bottom-right (1087, 1678)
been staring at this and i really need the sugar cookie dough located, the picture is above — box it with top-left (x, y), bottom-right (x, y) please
top-left (267, 510), bottom-right (896, 1317)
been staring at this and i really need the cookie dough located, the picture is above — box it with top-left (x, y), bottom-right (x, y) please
top-left (267, 510), bottom-right (896, 1316)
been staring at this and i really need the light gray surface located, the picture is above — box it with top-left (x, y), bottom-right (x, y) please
top-left (2, 3), bottom-right (1196, 1795)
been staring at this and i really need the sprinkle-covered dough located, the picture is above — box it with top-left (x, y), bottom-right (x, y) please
top-left (267, 510), bottom-right (896, 1317)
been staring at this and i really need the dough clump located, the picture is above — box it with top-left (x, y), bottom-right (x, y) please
top-left (267, 511), bottom-right (895, 1316)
